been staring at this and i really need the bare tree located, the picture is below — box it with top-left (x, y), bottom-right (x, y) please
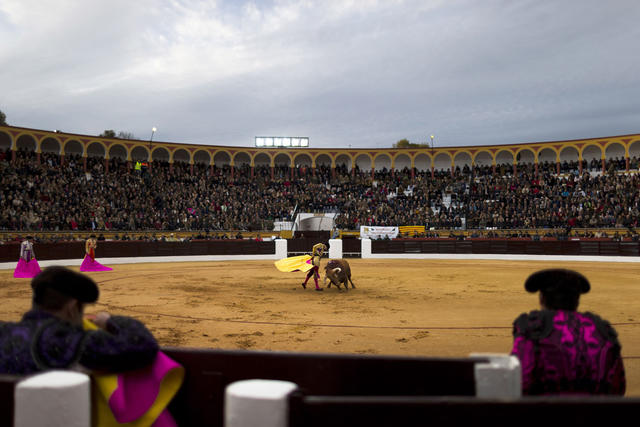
top-left (393, 138), bottom-right (429, 148)
top-left (117, 131), bottom-right (136, 139)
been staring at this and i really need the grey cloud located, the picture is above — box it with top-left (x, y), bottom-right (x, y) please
top-left (1, 0), bottom-right (640, 148)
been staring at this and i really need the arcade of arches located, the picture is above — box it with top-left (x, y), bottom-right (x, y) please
top-left (2, 125), bottom-right (640, 179)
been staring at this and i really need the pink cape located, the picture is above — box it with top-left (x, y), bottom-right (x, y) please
top-left (79, 254), bottom-right (113, 271)
top-left (13, 258), bottom-right (42, 278)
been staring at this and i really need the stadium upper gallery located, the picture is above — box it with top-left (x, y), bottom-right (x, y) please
top-left (2, 124), bottom-right (640, 235)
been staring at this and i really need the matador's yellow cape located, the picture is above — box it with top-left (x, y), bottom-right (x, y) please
top-left (274, 255), bottom-right (314, 273)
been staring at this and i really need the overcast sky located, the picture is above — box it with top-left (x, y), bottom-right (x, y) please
top-left (1, 0), bottom-right (639, 149)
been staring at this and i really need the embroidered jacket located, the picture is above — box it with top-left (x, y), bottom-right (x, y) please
top-left (0, 310), bottom-right (159, 375)
top-left (511, 310), bottom-right (625, 395)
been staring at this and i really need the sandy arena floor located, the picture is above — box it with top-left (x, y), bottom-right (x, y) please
top-left (2, 259), bottom-right (639, 395)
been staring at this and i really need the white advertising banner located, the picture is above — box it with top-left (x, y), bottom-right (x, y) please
top-left (360, 226), bottom-right (399, 240)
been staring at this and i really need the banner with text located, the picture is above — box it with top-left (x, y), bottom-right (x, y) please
top-left (360, 226), bottom-right (399, 240)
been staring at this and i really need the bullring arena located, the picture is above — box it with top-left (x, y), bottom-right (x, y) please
top-left (3, 125), bottom-right (640, 424)
top-left (1, 256), bottom-right (640, 396)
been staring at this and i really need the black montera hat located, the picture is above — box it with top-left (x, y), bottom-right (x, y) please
top-left (524, 268), bottom-right (590, 294)
top-left (31, 266), bottom-right (99, 303)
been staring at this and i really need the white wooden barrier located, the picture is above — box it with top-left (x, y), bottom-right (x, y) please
top-left (14, 371), bottom-right (90, 427)
top-left (275, 239), bottom-right (288, 260)
top-left (225, 379), bottom-right (298, 427)
top-left (471, 353), bottom-right (522, 398)
top-left (328, 239), bottom-right (342, 259)
top-left (361, 238), bottom-right (372, 258)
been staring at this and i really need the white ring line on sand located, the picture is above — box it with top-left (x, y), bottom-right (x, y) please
top-left (3, 253), bottom-right (640, 271)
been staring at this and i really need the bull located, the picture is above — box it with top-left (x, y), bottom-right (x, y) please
top-left (323, 259), bottom-right (356, 291)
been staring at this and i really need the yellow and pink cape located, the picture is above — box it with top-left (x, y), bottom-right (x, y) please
top-left (83, 318), bottom-right (184, 426)
top-left (274, 255), bottom-right (314, 273)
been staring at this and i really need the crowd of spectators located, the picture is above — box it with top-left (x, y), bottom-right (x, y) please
top-left (1, 148), bottom-right (640, 234)
top-left (0, 231), bottom-right (249, 245)
top-left (331, 158), bottom-right (640, 231)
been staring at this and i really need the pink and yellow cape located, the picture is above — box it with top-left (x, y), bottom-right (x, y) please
top-left (274, 255), bottom-right (314, 273)
top-left (83, 319), bottom-right (184, 426)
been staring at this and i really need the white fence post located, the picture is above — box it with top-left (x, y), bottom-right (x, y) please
top-left (225, 379), bottom-right (298, 427)
top-left (361, 238), bottom-right (372, 258)
top-left (14, 371), bottom-right (91, 427)
top-left (275, 239), bottom-right (288, 260)
top-left (470, 353), bottom-right (522, 398)
top-left (328, 239), bottom-right (343, 259)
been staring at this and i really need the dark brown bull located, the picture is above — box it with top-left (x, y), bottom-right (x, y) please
top-left (323, 259), bottom-right (355, 291)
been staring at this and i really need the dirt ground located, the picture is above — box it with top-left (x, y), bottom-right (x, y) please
top-left (1, 259), bottom-right (639, 395)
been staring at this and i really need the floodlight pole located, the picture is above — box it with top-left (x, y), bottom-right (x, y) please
top-left (430, 135), bottom-right (435, 178)
top-left (149, 126), bottom-right (156, 147)
top-left (148, 127), bottom-right (156, 171)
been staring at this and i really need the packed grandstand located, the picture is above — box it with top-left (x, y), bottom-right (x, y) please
top-left (1, 125), bottom-right (640, 237)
